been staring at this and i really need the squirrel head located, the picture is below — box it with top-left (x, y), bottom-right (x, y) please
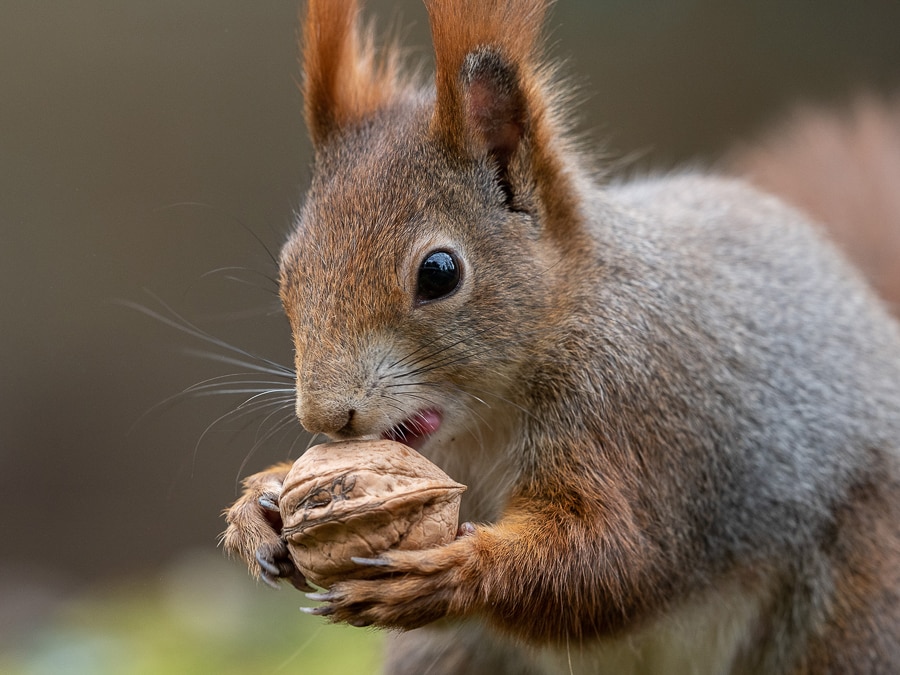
top-left (280, 0), bottom-right (583, 450)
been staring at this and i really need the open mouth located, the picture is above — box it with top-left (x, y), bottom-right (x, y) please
top-left (381, 408), bottom-right (443, 451)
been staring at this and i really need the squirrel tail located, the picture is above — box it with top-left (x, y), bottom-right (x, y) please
top-left (728, 94), bottom-right (900, 315)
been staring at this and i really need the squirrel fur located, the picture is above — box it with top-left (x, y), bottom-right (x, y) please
top-left (223, 1), bottom-right (900, 672)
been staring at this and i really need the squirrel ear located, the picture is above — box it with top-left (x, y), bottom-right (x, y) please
top-left (460, 48), bottom-right (528, 173)
top-left (426, 0), bottom-right (549, 158)
top-left (427, 1), bottom-right (580, 241)
top-left (301, 0), bottom-right (405, 147)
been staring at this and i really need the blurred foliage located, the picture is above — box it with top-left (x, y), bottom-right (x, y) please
top-left (1, 552), bottom-right (382, 675)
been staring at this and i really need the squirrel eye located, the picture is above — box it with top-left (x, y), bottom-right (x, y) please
top-left (416, 250), bottom-right (461, 304)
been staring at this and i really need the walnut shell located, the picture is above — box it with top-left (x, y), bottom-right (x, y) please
top-left (279, 439), bottom-right (466, 588)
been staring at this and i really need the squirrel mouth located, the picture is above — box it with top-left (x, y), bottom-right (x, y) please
top-left (381, 408), bottom-right (443, 451)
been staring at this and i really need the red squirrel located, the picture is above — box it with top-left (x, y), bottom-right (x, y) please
top-left (223, 1), bottom-right (900, 672)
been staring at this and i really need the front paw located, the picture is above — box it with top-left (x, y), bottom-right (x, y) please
top-left (221, 462), bottom-right (312, 591)
top-left (303, 536), bottom-right (476, 629)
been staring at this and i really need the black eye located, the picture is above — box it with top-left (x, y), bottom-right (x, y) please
top-left (416, 250), bottom-right (461, 304)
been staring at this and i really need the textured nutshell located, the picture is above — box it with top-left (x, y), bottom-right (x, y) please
top-left (279, 439), bottom-right (466, 588)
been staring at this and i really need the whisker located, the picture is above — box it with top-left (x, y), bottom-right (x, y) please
top-left (416, 381), bottom-right (540, 422)
top-left (397, 342), bottom-right (509, 380)
top-left (252, 397), bottom-right (300, 438)
top-left (284, 428), bottom-right (313, 458)
top-left (305, 433), bottom-right (328, 452)
top-left (199, 265), bottom-right (279, 290)
top-left (181, 348), bottom-right (295, 379)
top-left (236, 391), bottom-right (296, 409)
top-left (116, 292), bottom-right (294, 379)
top-left (128, 372), bottom-right (293, 435)
top-left (183, 375), bottom-right (292, 398)
top-left (236, 411), bottom-right (301, 480)
top-left (391, 322), bottom-right (557, 376)
top-left (389, 323), bottom-right (498, 371)
top-left (189, 387), bottom-right (295, 399)
top-left (193, 394), bottom-right (296, 472)
top-left (378, 398), bottom-right (410, 420)
top-left (396, 330), bottom-right (549, 380)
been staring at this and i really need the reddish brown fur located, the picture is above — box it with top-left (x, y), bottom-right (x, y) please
top-left (302, 0), bottom-right (413, 147)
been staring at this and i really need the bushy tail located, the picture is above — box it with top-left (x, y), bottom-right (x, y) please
top-left (728, 95), bottom-right (900, 314)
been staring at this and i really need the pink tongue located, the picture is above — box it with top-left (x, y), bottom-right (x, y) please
top-left (410, 409), bottom-right (442, 436)
top-left (383, 408), bottom-right (442, 448)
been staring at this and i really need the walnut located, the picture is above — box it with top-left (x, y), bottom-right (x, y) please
top-left (279, 439), bottom-right (466, 588)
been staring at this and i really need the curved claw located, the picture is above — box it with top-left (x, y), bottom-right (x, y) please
top-left (256, 551), bottom-right (283, 577)
top-left (258, 496), bottom-right (279, 512)
top-left (259, 570), bottom-right (282, 590)
top-left (301, 604), bottom-right (336, 617)
top-left (305, 591), bottom-right (336, 602)
top-left (255, 547), bottom-right (314, 592)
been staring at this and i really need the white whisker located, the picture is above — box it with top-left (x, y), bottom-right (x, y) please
top-left (181, 348), bottom-right (294, 379)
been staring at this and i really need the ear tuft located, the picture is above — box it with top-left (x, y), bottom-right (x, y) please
top-left (301, 0), bottom-right (411, 148)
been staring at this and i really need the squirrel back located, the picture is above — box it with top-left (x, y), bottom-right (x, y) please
top-left (224, 2), bottom-right (900, 672)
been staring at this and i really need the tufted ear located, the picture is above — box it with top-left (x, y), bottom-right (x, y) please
top-left (426, 0), bottom-right (550, 168)
top-left (301, 0), bottom-right (406, 148)
top-left (460, 47), bottom-right (529, 177)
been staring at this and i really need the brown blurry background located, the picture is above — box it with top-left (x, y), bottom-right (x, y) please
top-left (2, 0), bottom-right (899, 652)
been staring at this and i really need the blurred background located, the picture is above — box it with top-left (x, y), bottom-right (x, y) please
top-left (1, 1), bottom-right (899, 672)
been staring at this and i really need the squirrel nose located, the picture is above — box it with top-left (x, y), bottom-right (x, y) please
top-left (297, 395), bottom-right (355, 437)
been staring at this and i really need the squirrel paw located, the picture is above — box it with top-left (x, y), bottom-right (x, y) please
top-left (302, 530), bottom-right (476, 629)
top-left (221, 463), bottom-right (312, 592)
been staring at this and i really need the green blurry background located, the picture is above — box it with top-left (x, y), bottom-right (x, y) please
top-left (1, 1), bottom-right (898, 672)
